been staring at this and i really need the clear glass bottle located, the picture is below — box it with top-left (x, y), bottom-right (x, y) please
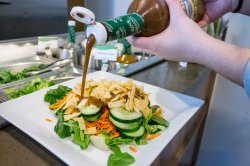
top-left (62, 20), bottom-right (80, 64)
top-left (66, 20), bottom-right (76, 59)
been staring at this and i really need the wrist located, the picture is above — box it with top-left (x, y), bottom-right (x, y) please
top-left (243, 57), bottom-right (250, 96)
top-left (189, 32), bottom-right (214, 64)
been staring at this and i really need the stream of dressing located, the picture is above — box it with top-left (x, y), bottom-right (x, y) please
top-left (80, 34), bottom-right (96, 99)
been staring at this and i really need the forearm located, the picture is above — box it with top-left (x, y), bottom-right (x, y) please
top-left (232, 0), bottom-right (250, 15)
top-left (194, 35), bottom-right (250, 86)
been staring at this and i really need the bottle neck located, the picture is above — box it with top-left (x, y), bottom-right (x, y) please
top-left (86, 12), bottom-right (145, 45)
top-left (68, 25), bottom-right (76, 44)
top-left (102, 12), bottom-right (144, 42)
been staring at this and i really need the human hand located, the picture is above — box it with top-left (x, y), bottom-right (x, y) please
top-left (128, 0), bottom-right (250, 87)
top-left (127, 0), bottom-right (210, 63)
top-left (198, 0), bottom-right (233, 27)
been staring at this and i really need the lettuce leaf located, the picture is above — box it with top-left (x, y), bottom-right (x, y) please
top-left (108, 145), bottom-right (135, 166)
top-left (6, 77), bottom-right (54, 99)
top-left (143, 111), bottom-right (169, 134)
top-left (150, 115), bottom-right (169, 127)
top-left (54, 113), bottom-right (71, 138)
top-left (0, 71), bottom-right (26, 84)
top-left (44, 85), bottom-right (71, 104)
top-left (0, 64), bottom-right (47, 84)
top-left (22, 64), bottom-right (47, 73)
top-left (145, 124), bottom-right (158, 134)
top-left (135, 133), bottom-right (147, 145)
top-left (71, 127), bottom-right (90, 149)
top-left (64, 120), bottom-right (90, 149)
top-left (106, 137), bottom-right (134, 146)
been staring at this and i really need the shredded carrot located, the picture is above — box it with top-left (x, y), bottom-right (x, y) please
top-left (147, 132), bottom-right (161, 140)
top-left (49, 96), bottom-right (119, 138)
top-left (105, 125), bottom-right (112, 132)
top-left (129, 146), bottom-right (137, 153)
top-left (49, 91), bottom-right (73, 110)
top-left (83, 107), bottom-right (118, 138)
top-left (45, 118), bottom-right (52, 122)
top-left (153, 110), bottom-right (162, 117)
top-left (109, 132), bottom-right (120, 139)
top-left (145, 132), bottom-right (149, 140)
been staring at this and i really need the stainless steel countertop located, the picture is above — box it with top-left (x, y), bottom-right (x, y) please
top-left (129, 61), bottom-right (205, 93)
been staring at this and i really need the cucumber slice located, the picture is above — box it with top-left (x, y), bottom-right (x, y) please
top-left (90, 134), bottom-right (110, 151)
top-left (121, 126), bottom-right (145, 138)
top-left (110, 107), bottom-right (142, 123)
top-left (109, 115), bottom-right (142, 132)
top-left (79, 104), bottom-right (101, 117)
top-left (82, 113), bottom-right (100, 122)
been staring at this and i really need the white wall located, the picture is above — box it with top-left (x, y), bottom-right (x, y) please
top-left (85, 0), bottom-right (132, 21)
top-left (113, 0), bottom-right (132, 17)
top-left (197, 14), bottom-right (250, 166)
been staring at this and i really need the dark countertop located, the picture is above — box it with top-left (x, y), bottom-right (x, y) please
top-left (0, 60), bottom-right (213, 166)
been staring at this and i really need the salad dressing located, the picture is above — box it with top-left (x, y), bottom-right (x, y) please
top-left (80, 34), bottom-right (96, 99)
top-left (88, 96), bottom-right (103, 107)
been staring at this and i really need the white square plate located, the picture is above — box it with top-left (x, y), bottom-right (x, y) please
top-left (0, 71), bottom-right (204, 166)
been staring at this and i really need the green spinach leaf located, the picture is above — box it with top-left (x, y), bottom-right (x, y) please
top-left (106, 137), bottom-right (134, 146)
top-left (70, 121), bottom-right (90, 149)
top-left (145, 124), bottom-right (158, 134)
top-left (135, 134), bottom-right (147, 145)
top-left (108, 145), bottom-right (135, 166)
top-left (151, 115), bottom-right (169, 127)
top-left (64, 120), bottom-right (91, 149)
top-left (0, 71), bottom-right (24, 84)
top-left (44, 85), bottom-right (71, 104)
top-left (0, 64), bottom-right (47, 84)
top-left (22, 64), bottom-right (47, 73)
top-left (6, 77), bottom-right (54, 99)
top-left (54, 113), bottom-right (71, 138)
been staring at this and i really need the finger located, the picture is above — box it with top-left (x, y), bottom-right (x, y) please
top-left (198, 20), bottom-right (208, 27)
top-left (127, 36), bottom-right (157, 57)
top-left (197, 15), bottom-right (211, 27)
top-left (127, 36), bottom-right (153, 51)
top-left (165, 0), bottom-right (186, 19)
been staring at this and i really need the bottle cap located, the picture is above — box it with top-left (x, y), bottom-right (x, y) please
top-left (68, 20), bottom-right (76, 26)
top-left (86, 22), bottom-right (107, 45)
top-left (70, 7), bottom-right (95, 25)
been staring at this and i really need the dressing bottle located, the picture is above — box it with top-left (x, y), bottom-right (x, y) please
top-left (70, 0), bottom-right (204, 45)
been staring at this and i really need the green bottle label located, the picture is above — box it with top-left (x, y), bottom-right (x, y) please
top-left (102, 13), bottom-right (144, 41)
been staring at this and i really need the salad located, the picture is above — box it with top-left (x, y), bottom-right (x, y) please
top-left (0, 64), bottom-right (47, 84)
top-left (44, 79), bottom-right (169, 166)
top-left (6, 77), bottom-right (54, 100)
